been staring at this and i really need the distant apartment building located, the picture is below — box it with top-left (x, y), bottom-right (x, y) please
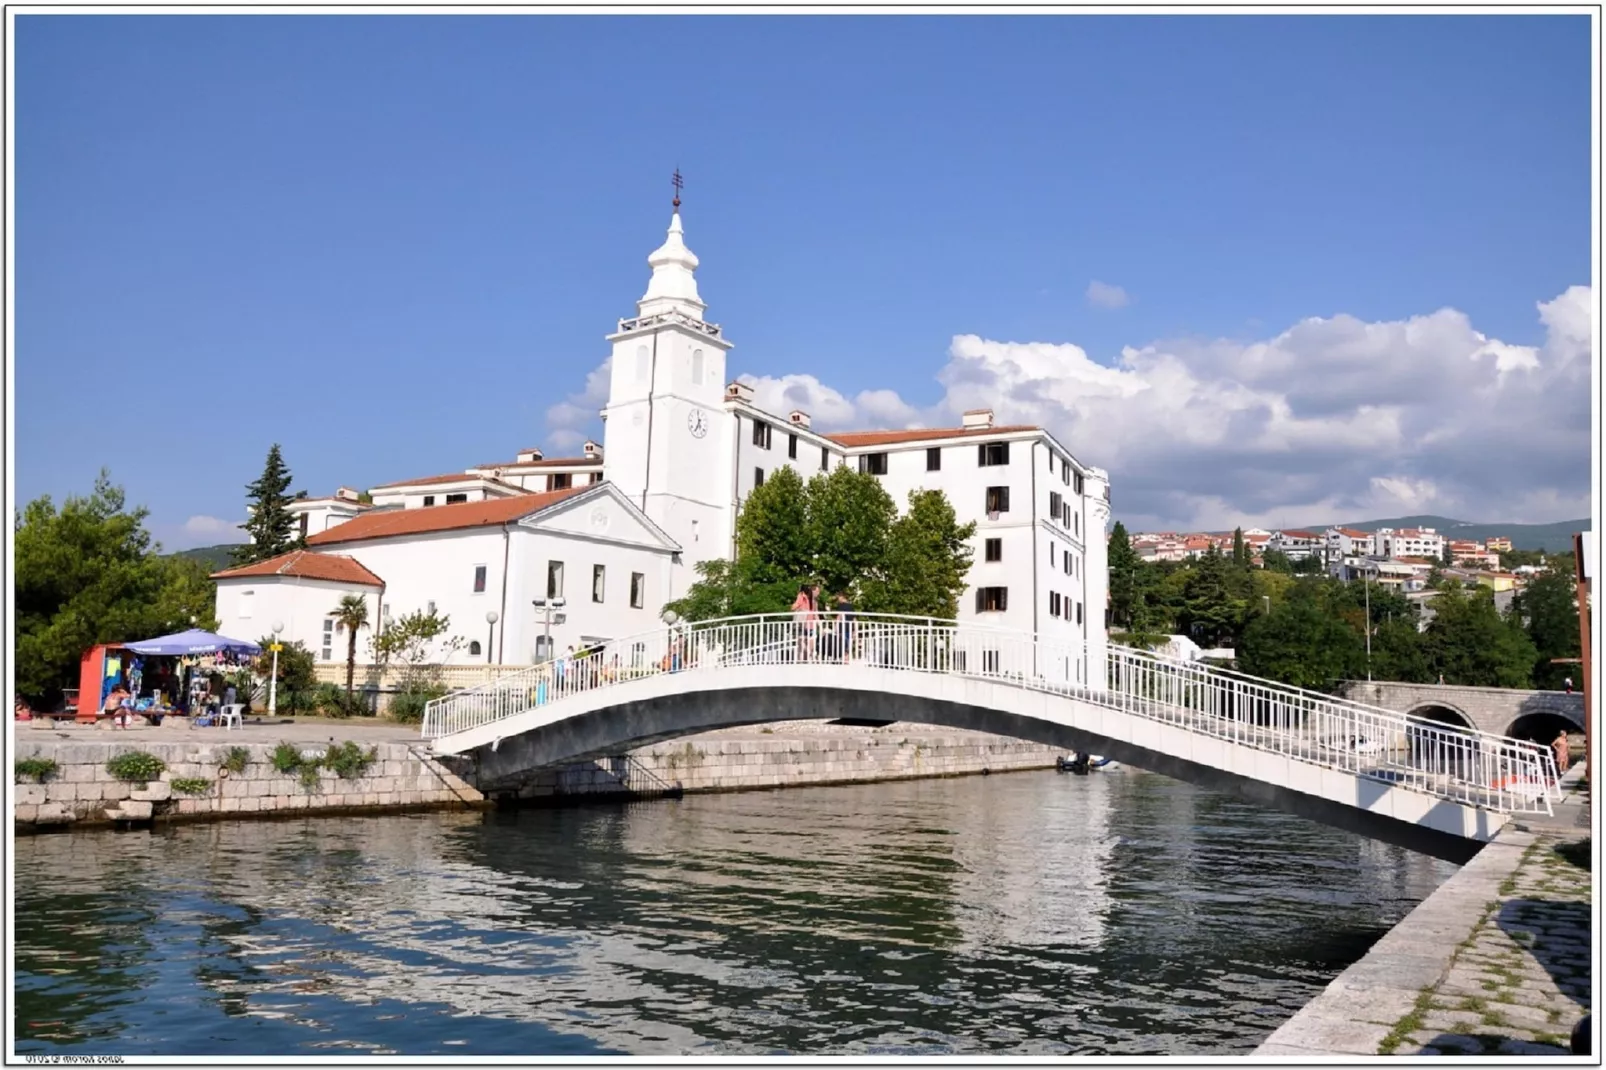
top-left (1323, 527), bottom-right (1375, 567)
top-left (1447, 540), bottom-right (1501, 570)
top-left (1374, 527), bottom-right (1446, 561)
top-left (1484, 535), bottom-right (1513, 553)
top-left (1268, 529), bottom-right (1323, 561)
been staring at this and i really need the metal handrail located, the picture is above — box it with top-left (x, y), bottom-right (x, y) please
top-left (420, 612), bottom-right (1558, 816)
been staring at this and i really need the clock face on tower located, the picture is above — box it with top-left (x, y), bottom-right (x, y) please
top-left (687, 408), bottom-right (709, 439)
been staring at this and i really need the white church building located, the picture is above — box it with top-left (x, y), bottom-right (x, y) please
top-left (212, 200), bottom-right (1112, 683)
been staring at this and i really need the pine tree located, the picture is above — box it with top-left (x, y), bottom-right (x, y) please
top-left (1107, 521), bottom-right (1142, 629)
top-left (233, 444), bottom-right (300, 565)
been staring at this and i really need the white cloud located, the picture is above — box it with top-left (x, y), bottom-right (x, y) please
top-left (544, 357), bottom-right (612, 453)
top-left (545, 285), bottom-right (1593, 530)
top-left (1085, 280), bottom-right (1132, 309)
top-left (183, 515), bottom-right (243, 538)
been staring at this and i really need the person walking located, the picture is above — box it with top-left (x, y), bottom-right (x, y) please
top-left (834, 591), bottom-right (856, 663)
top-left (1565, 676), bottom-right (1574, 694)
top-left (792, 584), bottom-right (817, 662)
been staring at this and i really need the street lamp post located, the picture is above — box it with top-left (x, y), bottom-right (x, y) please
top-left (1364, 570), bottom-right (1373, 682)
top-left (485, 610), bottom-right (499, 665)
top-left (268, 621), bottom-right (285, 716)
top-left (531, 598), bottom-right (566, 662)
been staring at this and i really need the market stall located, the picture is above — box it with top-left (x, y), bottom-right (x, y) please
top-left (79, 629), bottom-right (262, 724)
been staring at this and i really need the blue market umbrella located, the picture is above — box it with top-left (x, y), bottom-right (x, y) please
top-left (123, 629), bottom-right (263, 657)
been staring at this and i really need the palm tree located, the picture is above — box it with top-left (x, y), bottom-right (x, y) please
top-left (331, 595), bottom-right (370, 693)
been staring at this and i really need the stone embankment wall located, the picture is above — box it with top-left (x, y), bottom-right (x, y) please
top-left (13, 741), bottom-right (483, 830)
top-left (506, 721), bottom-right (1061, 800)
top-left (14, 723), bottom-right (1062, 828)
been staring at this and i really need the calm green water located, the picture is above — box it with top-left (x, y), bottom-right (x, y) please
top-left (14, 769), bottom-right (1455, 1056)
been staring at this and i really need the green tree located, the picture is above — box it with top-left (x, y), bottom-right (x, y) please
top-left (371, 608), bottom-right (463, 691)
top-left (259, 637), bottom-right (317, 700)
top-left (805, 466), bottom-right (897, 599)
top-left (1511, 568), bottom-right (1582, 690)
top-left (1260, 549), bottom-right (1294, 574)
top-left (331, 594), bottom-right (371, 693)
top-left (1107, 521), bottom-right (1143, 629)
top-left (866, 489), bottom-right (976, 617)
top-left (1239, 583), bottom-right (1365, 691)
top-left (233, 444), bottom-right (300, 565)
top-left (1421, 582), bottom-right (1537, 688)
top-left (666, 467), bottom-right (972, 622)
top-left (1178, 547), bottom-right (1244, 647)
top-left (14, 472), bottom-right (218, 704)
top-left (1369, 617), bottom-right (1432, 683)
top-left (1231, 527), bottom-right (1249, 568)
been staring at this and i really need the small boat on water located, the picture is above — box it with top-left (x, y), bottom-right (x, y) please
top-left (1056, 753), bottom-right (1119, 774)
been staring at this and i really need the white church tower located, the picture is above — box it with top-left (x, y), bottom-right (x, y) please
top-left (600, 178), bottom-right (735, 594)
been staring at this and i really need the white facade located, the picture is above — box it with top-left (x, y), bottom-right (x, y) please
top-left (1268, 529), bottom-right (1322, 561)
top-left (596, 210), bottom-right (1112, 686)
top-left (1375, 527), bottom-right (1446, 561)
top-left (229, 203), bottom-right (1115, 681)
top-left (217, 484), bottom-right (679, 666)
top-left (218, 576), bottom-right (383, 661)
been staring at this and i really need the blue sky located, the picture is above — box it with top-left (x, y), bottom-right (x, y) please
top-left (14, 14), bottom-right (1593, 545)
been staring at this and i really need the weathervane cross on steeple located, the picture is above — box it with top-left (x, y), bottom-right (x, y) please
top-left (671, 168), bottom-right (683, 210)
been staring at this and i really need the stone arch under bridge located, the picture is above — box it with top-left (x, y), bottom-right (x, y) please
top-left (1337, 680), bottom-right (1584, 741)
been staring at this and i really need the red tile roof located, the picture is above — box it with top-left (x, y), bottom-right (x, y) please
top-left (826, 424), bottom-right (1040, 448)
top-left (473, 456), bottom-right (603, 470)
top-left (370, 472), bottom-right (498, 490)
top-left (305, 487), bottom-right (586, 545)
top-left (211, 549), bottom-right (385, 587)
top-left (1278, 530), bottom-right (1320, 540)
top-left (1337, 527), bottom-right (1371, 538)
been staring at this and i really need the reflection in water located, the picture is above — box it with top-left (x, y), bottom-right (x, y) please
top-left (14, 770), bottom-right (1455, 1056)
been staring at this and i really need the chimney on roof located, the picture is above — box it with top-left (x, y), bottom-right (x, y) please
top-left (788, 410), bottom-right (811, 430)
top-left (962, 408), bottom-right (995, 430)
top-left (726, 380), bottom-right (754, 403)
top-left (335, 486), bottom-right (360, 503)
top-left (583, 440), bottom-right (601, 458)
top-left (517, 447), bottom-right (544, 464)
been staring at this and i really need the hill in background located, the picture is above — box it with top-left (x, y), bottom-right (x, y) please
top-left (1312, 515), bottom-right (1588, 552)
top-left (168, 544), bottom-right (238, 571)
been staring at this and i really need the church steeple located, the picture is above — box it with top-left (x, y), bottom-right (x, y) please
top-left (636, 172), bottom-right (706, 320)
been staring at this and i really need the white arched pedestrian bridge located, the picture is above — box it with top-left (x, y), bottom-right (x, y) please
top-left (422, 614), bottom-right (1559, 863)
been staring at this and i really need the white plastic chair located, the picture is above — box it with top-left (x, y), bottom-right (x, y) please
top-left (219, 704), bottom-right (244, 730)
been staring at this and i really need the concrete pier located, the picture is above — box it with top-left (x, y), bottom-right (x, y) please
top-left (1255, 768), bottom-right (1592, 1057)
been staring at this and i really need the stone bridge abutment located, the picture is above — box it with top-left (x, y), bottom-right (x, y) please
top-left (1338, 681), bottom-right (1584, 740)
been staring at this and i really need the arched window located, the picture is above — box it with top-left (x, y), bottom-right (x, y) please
top-left (691, 349), bottom-right (705, 385)
top-left (635, 345), bottom-right (650, 381)
top-left (469, 640), bottom-right (482, 657)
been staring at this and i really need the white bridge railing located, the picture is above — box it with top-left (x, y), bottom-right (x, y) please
top-left (421, 613), bottom-right (1559, 816)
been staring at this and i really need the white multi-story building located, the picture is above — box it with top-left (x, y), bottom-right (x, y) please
top-left (1374, 527), bottom-right (1445, 561)
top-left (214, 202), bottom-right (1112, 684)
top-left (1323, 526), bottom-right (1376, 569)
top-left (1268, 529), bottom-right (1323, 561)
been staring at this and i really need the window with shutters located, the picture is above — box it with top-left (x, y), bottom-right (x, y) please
top-left (423, 495), bottom-right (436, 506)
top-left (1049, 491), bottom-right (1062, 522)
top-left (752, 420), bottom-right (771, 449)
top-left (975, 586), bottom-right (1008, 613)
top-left (788, 434), bottom-right (798, 459)
top-left (926, 447), bottom-right (941, 471)
top-left (985, 486), bottom-right (1010, 515)
top-left (592, 564), bottom-right (605, 603)
top-left (1076, 601), bottom-right (1084, 625)
top-left (1049, 592), bottom-right (1061, 617)
top-left (1073, 471), bottom-right (1085, 495)
top-left (321, 619), bottom-right (334, 661)
top-left (630, 572), bottom-right (645, 609)
top-left (445, 493), bottom-right (468, 504)
top-left (754, 467), bottom-right (765, 487)
top-left (859, 453), bottom-right (888, 476)
top-left (547, 561), bottom-right (564, 599)
top-left (549, 473), bottom-right (572, 491)
top-left (473, 565), bottom-right (487, 593)
top-left (978, 442), bottom-right (1010, 466)
top-left (985, 538), bottom-right (1002, 562)
top-left (821, 446), bottom-right (830, 471)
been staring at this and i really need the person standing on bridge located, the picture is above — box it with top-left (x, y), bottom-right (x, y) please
top-left (1553, 730), bottom-right (1571, 774)
top-left (792, 584), bottom-right (817, 662)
